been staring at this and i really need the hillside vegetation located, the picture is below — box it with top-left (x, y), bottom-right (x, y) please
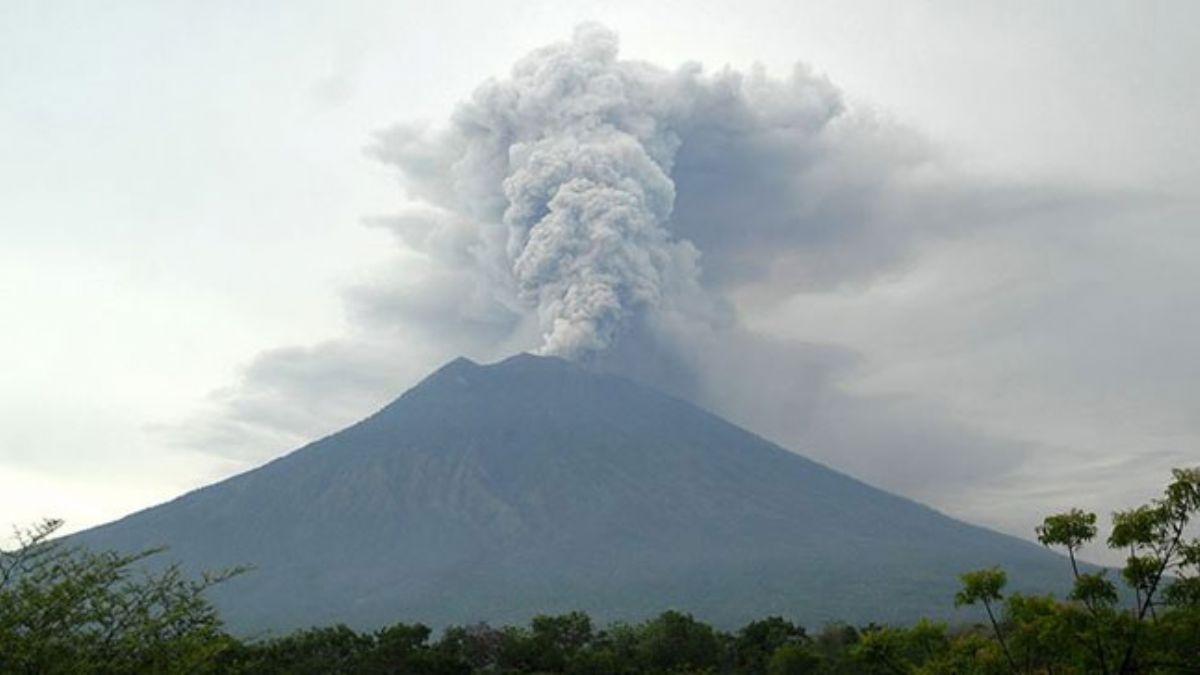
top-left (3, 468), bottom-right (1197, 673)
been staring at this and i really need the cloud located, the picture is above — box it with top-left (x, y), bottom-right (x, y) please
top-left (169, 25), bottom-right (1060, 471)
top-left (165, 25), bottom-right (1198, 553)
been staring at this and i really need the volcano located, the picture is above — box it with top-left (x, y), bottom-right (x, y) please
top-left (76, 353), bottom-right (1071, 633)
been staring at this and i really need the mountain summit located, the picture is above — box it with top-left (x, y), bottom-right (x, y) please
top-left (77, 354), bottom-right (1069, 632)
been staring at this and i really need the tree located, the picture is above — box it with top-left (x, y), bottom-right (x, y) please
top-left (438, 622), bottom-right (506, 672)
top-left (499, 611), bottom-right (594, 672)
top-left (1032, 467), bottom-right (1200, 673)
top-left (229, 625), bottom-right (373, 674)
top-left (965, 466), bottom-right (1200, 674)
top-left (851, 625), bottom-right (915, 674)
top-left (766, 642), bottom-right (822, 675)
top-left (0, 518), bottom-right (244, 674)
top-left (955, 568), bottom-right (1018, 672)
top-left (1035, 508), bottom-right (1117, 672)
top-left (734, 616), bottom-right (808, 674)
top-left (636, 610), bottom-right (725, 673)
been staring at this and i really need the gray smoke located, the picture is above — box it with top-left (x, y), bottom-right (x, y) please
top-left (372, 23), bottom-right (847, 360)
top-left (177, 23), bottom-right (1133, 526)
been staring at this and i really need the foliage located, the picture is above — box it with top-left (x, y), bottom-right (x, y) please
top-left (0, 518), bottom-right (244, 674)
top-left (3, 467), bottom-right (1198, 672)
top-left (954, 464), bottom-right (1200, 674)
top-left (734, 616), bottom-right (808, 674)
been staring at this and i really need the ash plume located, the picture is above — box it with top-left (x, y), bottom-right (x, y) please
top-left (371, 23), bottom-right (845, 360)
top-left (182, 23), bottom-right (1118, 514)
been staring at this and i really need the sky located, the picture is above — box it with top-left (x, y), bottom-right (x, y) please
top-left (2, 1), bottom-right (1197, 564)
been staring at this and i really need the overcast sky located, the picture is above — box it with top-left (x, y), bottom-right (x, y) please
top-left (2, 1), bottom-right (1197, 563)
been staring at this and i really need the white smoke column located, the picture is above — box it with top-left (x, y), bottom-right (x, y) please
top-left (373, 23), bottom-right (851, 362)
top-left (186, 23), bottom-right (1096, 521)
top-left (465, 24), bottom-right (701, 358)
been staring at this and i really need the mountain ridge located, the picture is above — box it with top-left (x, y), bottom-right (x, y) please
top-left (75, 353), bottom-right (1074, 633)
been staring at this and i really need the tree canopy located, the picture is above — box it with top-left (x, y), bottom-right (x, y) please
top-left (2, 468), bottom-right (1197, 673)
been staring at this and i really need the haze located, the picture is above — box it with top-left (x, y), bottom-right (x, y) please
top-left (2, 1), bottom-right (1198, 567)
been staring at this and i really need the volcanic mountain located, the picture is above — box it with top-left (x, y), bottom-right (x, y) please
top-left (76, 353), bottom-right (1072, 633)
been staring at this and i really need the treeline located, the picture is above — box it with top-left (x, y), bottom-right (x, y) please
top-left (223, 611), bottom-right (855, 674)
top-left (2, 469), bottom-right (1197, 674)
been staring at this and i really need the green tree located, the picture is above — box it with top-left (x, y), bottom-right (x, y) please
top-left (501, 611), bottom-right (594, 672)
top-left (849, 620), bottom-right (955, 674)
top-left (809, 622), bottom-right (860, 673)
top-left (766, 642), bottom-right (822, 675)
top-left (438, 622), bottom-right (506, 672)
top-left (852, 625), bottom-right (915, 674)
top-left (1032, 467), bottom-right (1200, 673)
top-left (962, 466), bottom-right (1200, 674)
top-left (1035, 508), bottom-right (1117, 673)
top-left (734, 616), bottom-right (807, 674)
top-left (228, 625), bottom-right (372, 674)
top-left (0, 518), bottom-right (243, 674)
top-left (636, 610), bottom-right (724, 673)
top-left (955, 568), bottom-right (1018, 672)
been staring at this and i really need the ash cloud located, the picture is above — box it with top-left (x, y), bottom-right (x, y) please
top-left (367, 24), bottom-right (1091, 369)
top-left (172, 23), bottom-right (1151, 516)
top-left (371, 24), bottom-right (848, 360)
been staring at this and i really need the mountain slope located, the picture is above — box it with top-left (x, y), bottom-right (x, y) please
top-left (76, 353), bottom-right (1073, 633)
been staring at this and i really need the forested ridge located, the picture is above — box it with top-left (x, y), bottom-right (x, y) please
top-left (3, 468), bottom-right (1197, 674)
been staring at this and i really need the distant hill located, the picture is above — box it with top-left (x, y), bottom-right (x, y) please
top-left (76, 353), bottom-right (1074, 633)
